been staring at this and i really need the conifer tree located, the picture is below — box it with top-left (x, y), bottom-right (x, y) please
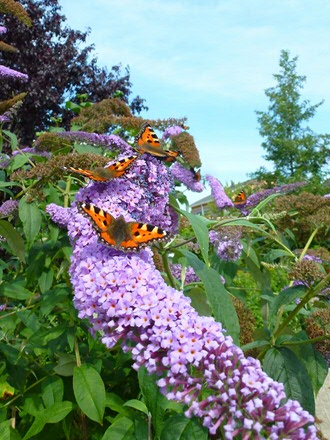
top-left (256, 50), bottom-right (330, 181)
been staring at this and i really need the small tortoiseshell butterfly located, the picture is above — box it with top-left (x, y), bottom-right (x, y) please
top-left (79, 203), bottom-right (169, 251)
top-left (65, 155), bottom-right (137, 182)
top-left (134, 123), bottom-right (179, 163)
top-left (190, 167), bottom-right (201, 182)
top-left (234, 190), bottom-right (247, 206)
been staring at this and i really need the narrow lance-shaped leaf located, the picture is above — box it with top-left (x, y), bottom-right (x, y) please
top-left (0, 220), bottom-right (25, 262)
top-left (180, 249), bottom-right (240, 344)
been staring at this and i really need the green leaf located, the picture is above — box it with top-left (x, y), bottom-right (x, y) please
top-left (41, 376), bottom-right (64, 408)
top-left (0, 420), bottom-right (22, 440)
top-left (74, 143), bottom-right (103, 155)
top-left (269, 285), bottom-right (307, 323)
top-left (19, 198), bottom-right (41, 244)
top-left (3, 130), bottom-right (18, 150)
top-left (40, 287), bottom-right (70, 316)
top-left (53, 353), bottom-right (76, 377)
top-left (73, 364), bottom-right (105, 423)
top-left (10, 154), bottom-right (30, 171)
top-left (0, 181), bottom-right (22, 188)
top-left (176, 209), bottom-right (210, 265)
top-left (241, 340), bottom-right (270, 352)
top-left (123, 399), bottom-right (148, 415)
top-left (242, 241), bottom-right (260, 268)
top-left (23, 401), bottom-right (73, 439)
top-left (293, 331), bottom-right (328, 395)
top-left (29, 326), bottom-right (66, 346)
top-left (0, 220), bottom-right (25, 262)
top-left (38, 269), bottom-right (54, 293)
top-left (266, 249), bottom-right (294, 262)
top-left (160, 414), bottom-right (208, 440)
top-left (101, 417), bottom-right (134, 440)
top-left (185, 287), bottom-right (212, 316)
top-left (263, 347), bottom-right (315, 414)
top-left (180, 250), bottom-right (240, 343)
top-left (0, 281), bottom-right (33, 300)
top-left (138, 367), bottom-right (169, 438)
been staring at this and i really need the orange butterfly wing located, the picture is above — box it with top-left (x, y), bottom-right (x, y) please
top-left (123, 222), bottom-right (167, 248)
top-left (135, 123), bottom-right (161, 148)
top-left (104, 155), bottom-right (137, 178)
top-left (79, 203), bottom-right (117, 246)
top-left (234, 190), bottom-right (247, 206)
top-left (66, 155), bottom-right (137, 182)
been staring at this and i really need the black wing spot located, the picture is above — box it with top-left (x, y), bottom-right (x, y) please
top-left (94, 206), bottom-right (100, 214)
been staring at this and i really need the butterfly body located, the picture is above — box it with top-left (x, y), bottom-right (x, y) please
top-left (234, 190), bottom-right (247, 206)
top-left (66, 155), bottom-right (137, 182)
top-left (79, 203), bottom-right (168, 251)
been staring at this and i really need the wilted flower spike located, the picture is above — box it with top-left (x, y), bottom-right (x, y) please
top-left (206, 175), bottom-right (234, 209)
top-left (48, 135), bottom-right (316, 438)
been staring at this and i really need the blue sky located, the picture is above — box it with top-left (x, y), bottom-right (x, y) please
top-left (59, 0), bottom-right (330, 203)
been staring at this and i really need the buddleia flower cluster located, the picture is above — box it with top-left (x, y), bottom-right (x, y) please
top-left (47, 130), bottom-right (316, 439)
top-left (209, 227), bottom-right (243, 261)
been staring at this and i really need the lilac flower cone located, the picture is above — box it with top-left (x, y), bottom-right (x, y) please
top-left (47, 152), bottom-right (316, 438)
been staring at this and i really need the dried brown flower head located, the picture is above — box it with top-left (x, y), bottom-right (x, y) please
top-left (232, 297), bottom-right (257, 351)
top-left (0, 92), bottom-right (26, 114)
top-left (274, 193), bottom-right (330, 245)
top-left (72, 98), bottom-right (133, 133)
top-left (170, 132), bottom-right (201, 168)
top-left (0, 40), bottom-right (18, 52)
top-left (0, 0), bottom-right (32, 26)
top-left (305, 308), bottom-right (330, 357)
top-left (289, 259), bottom-right (324, 287)
top-left (12, 153), bottom-right (109, 183)
top-left (34, 132), bottom-right (74, 152)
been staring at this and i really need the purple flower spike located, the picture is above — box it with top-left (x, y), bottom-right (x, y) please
top-left (48, 136), bottom-right (317, 438)
top-left (57, 131), bottom-right (133, 155)
top-left (0, 65), bottom-right (28, 82)
top-left (239, 182), bottom-right (307, 214)
top-left (206, 175), bottom-right (234, 209)
top-left (0, 26), bottom-right (7, 35)
top-left (171, 163), bottom-right (204, 192)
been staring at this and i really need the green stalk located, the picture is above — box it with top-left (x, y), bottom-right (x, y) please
top-left (160, 249), bottom-right (177, 288)
top-left (63, 175), bottom-right (72, 208)
top-left (282, 335), bottom-right (330, 347)
top-left (297, 227), bottom-right (319, 262)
